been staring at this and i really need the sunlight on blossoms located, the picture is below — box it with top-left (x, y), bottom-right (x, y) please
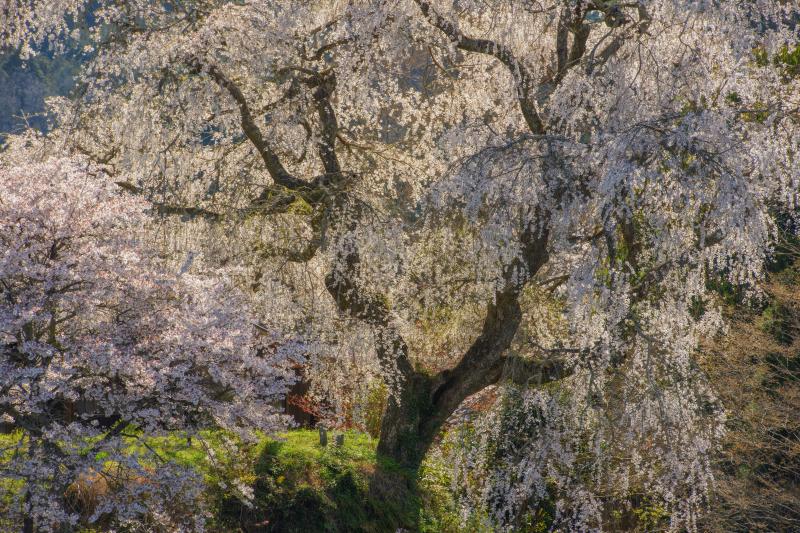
top-left (1, 1), bottom-right (799, 531)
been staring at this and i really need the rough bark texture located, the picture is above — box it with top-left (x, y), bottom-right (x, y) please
top-left (374, 291), bottom-right (527, 466)
top-left (373, 280), bottom-right (569, 466)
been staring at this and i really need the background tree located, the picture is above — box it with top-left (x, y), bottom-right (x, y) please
top-left (0, 148), bottom-right (301, 531)
top-left (2, 1), bottom-right (799, 530)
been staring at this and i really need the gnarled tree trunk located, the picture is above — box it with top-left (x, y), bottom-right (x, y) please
top-left (325, 218), bottom-right (563, 467)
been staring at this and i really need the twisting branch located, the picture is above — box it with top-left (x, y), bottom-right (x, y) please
top-left (412, 0), bottom-right (545, 135)
top-left (324, 251), bottom-right (416, 381)
top-left (114, 58), bottom-right (358, 270)
top-left (566, 22), bottom-right (591, 77)
top-left (187, 57), bottom-right (308, 191)
top-left (114, 181), bottom-right (222, 220)
top-left (587, 2), bottom-right (652, 74)
top-left (538, 5), bottom-right (593, 102)
top-left (309, 71), bottom-right (342, 177)
top-left (418, 221), bottom-right (552, 454)
top-left (303, 38), bottom-right (352, 61)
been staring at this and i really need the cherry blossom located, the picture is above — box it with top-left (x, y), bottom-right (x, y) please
top-left (2, 1), bottom-right (799, 530)
top-left (0, 153), bottom-right (300, 530)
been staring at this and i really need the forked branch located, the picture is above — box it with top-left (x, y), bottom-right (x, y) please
top-left (412, 0), bottom-right (546, 135)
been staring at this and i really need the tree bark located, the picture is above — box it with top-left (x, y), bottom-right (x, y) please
top-left (372, 0), bottom-right (591, 468)
top-left (374, 286), bottom-right (569, 467)
top-left (376, 290), bottom-right (524, 466)
top-left (192, 6), bottom-right (588, 468)
top-left (371, 221), bottom-right (558, 467)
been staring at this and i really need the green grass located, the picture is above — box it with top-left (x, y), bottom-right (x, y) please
top-left (0, 432), bottom-right (25, 532)
top-left (202, 429), bottom-right (464, 532)
top-left (237, 429), bottom-right (425, 532)
top-left (0, 428), bottom-right (464, 532)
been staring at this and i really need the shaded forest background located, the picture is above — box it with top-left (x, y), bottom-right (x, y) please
top-left (0, 49), bottom-right (78, 134)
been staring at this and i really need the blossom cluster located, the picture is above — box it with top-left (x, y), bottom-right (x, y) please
top-left (0, 156), bottom-right (299, 530)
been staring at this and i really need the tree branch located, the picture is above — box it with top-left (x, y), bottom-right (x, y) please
top-left (114, 181), bottom-right (222, 220)
top-left (310, 71), bottom-right (342, 177)
top-left (187, 57), bottom-right (309, 191)
top-left (324, 257), bottom-right (416, 382)
top-left (412, 0), bottom-right (545, 134)
top-left (420, 222), bottom-right (552, 447)
top-left (587, 3), bottom-right (652, 74)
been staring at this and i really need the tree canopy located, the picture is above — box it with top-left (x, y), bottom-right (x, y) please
top-left (1, 1), bottom-right (799, 530)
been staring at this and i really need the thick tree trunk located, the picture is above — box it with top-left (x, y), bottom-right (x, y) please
top-left (375, 371), bottom-right (433, 465)
top-left (324, 215), bottom-right (556, 467)
top-left (376, 290), bottom-right (528, 467)
top-left (374, 224), bottom-right (558, 467)
top-left (374, 290), bottom-right (569, 467)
